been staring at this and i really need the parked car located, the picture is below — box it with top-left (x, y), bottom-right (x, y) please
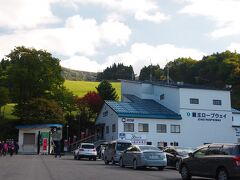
top-left (103, 140), bottom-right (132, 165)
top-left (119, 145), bottom-right (167, 170)
top-left (179, 143), bottom-right (240, 180)
top-left (74, 143), bottom-right (97, 161)
top-left (163, 146), bottom-right (194, 170)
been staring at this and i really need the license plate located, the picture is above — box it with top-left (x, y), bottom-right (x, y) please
top-left (150, 155), bottom-right (159, 159)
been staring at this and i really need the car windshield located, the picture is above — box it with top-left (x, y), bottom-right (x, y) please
top-left (139, 145), bottom-right (159, 151)
top-left (116, 143), bottom-right (131, 151)
top-left (176, 147), bottom-right (194, 156)
top-left (82, 144), bottom-right (95, 149)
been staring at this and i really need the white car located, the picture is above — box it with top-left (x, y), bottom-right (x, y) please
top-left (74, 143), bottom-right (97, 161)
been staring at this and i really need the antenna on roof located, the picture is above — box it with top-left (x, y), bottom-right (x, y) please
top-left (166, 59), bottom-right (170, 84)
top-left (149, 59), bottom-right (152, 81)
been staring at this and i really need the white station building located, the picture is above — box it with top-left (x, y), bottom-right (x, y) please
top-left (96, 80), bottom-right (240, 148)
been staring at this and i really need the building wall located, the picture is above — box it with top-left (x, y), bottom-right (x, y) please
top-left (152, 85), bottom-right (180, 113)
top-left (117, 117), bottom-right (182, 147)
top-left (18, 128), bottom-right (51, 154)
top-left (121, 81), bottom-right (142, 99)
top-left (96, 104), bottom-right (119, 141)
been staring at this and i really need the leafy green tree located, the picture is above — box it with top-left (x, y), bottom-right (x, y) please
top-left (0, 87), bottom-right (9, 120)
top-left (166, 58), bottom-right (198, 84)
top-left (13, 98), bottom-right (65, 124)
top-left (6, 46), bottom-right (64, 104)
top-left (139, 65), bottom-right (164, 81)
top-left (96, 80), bottom-right (118, 100)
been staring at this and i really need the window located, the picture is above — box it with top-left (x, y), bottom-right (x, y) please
top-left (190, 98), bottom-right (199, 104)
top-left (160, 94), bottom-right (165, 100)
top-left (157, 124), bottom-right (167, 133)
top-left (124, 123), bottom-right (134, 132)
top-left (23, 133), bottom-right (35, 145)
top-left (170, 125), bottom-right (180, 133)
top-left (106, 126), bottom-right (109, 134)
top-left (194, 147), bottom-right (208, 157)
top-left (213, 99), bottom-right (222, 105)
top-left (138, 123), bottom-right (149, 132)
top-left (112, 124), bottom-right (116, 132)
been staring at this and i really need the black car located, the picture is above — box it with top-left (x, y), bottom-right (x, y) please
top-left (179, 143), bottom-right (240, 180)
top-left (164, 146), bottom-right (194, 170)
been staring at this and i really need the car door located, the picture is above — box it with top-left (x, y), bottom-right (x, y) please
top-left (165, 148), bottom-right (177, 166)
top-left (187, 147), bottom-right (208, 176)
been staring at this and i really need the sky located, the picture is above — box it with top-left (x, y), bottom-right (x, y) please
top-left (0, 0), bottom-right (240, 75)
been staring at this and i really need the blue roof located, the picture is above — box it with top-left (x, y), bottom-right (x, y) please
top-left (106, 95), bottom-right (182, 120)
top-left (232, 108), bottom-right (240, 114)
top-left (16, 124), bottom-right (63, 129)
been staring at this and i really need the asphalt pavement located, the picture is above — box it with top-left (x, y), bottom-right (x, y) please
top-left (0, 155), bottom-right (209, 180)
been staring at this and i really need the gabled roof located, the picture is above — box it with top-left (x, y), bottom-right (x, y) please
top-left (105, 95), bottom-right (181, 120)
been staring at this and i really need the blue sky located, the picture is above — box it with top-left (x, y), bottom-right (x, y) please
top-left (0, 0), bottom-right (240, 75)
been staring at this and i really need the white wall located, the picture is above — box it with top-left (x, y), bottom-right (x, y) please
top-left (121, 81), bottom-right (142, 99)
top-left (179, 88), bottom-right (231, 111)
top-left (96, 104), bottom-right (119, 141)
top-left (117, 117), bottom-right (182, 147)
top-left (153, 85), bottom-right (180, 113)
top-left (232, 113), bottom-right (240, 127)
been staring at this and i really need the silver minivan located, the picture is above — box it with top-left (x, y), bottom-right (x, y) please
top-left (103, 140), bottom-right (132, 165)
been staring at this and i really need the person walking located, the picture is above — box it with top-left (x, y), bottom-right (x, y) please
top-left (0, 141), bottom-right (3, 156)
top-left (14, 142), bottom-right (19, 155)
top-left (9, 142), bottom-right (14, 156)
top-left (3, 141), bottom-right (8, 156)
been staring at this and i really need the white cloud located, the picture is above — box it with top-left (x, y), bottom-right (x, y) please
top-left (227, 43), bottom-right (240, 53)
top-left (0, 0), bottom-right (59, 29)
top-left (61, 0), bottom-right (169, 23)
top-left (60, 56), bottom-right (104, 72)
top-left (179, 0), bottom-right (240, 38)
top-left (0, 15), bottom-right (131, 58)
top-left (106, 43), bottom-right (205, 75)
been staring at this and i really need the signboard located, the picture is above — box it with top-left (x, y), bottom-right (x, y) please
top-left (121, 118), bottom-right (134, 123)
top-left (42, 138), bottom-right (48, 151)
top-left (125, 133), bottom-right (146, 145)
top-left (187, 111), bottom-right (227, 122)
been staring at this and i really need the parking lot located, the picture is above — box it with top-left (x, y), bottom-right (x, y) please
top-left (0, 155), bottom-right (213, 180)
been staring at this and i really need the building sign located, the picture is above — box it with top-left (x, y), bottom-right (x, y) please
top-left (42, 138), bottom-right (48, 151)
top-left (126, 133), bottom-right (146, 145)
top-left (187, 112), bottom-right (227, 122)
top-left (118, 133), bottom-right (126, 139)
top-left (121, 118), bottom-right (134, 123)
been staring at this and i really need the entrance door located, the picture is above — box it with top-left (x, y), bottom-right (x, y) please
top-left (23, 133), bottom-right (36, 153)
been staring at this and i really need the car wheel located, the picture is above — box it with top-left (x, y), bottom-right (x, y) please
top-left (77, 155), bottom-right (81, 160)
top-left (158, 166), bottom-right (165, 171)
top-left (133, 159), bottom-right (138, 170)
top-left (119, 158), bottom-right (125, 168)
top-left (216, 168), bottom-right (229, 180)
top-left (74, 155), bottom-right (77, 160)
top-left (180, 165), bottom-right (191, 180)
top-left (176, 160), bottom-right (180, 171)
top-left (104, 157), bottom-right (109, 165)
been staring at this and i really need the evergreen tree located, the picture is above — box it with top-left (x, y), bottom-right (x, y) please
top-left (96, 80), bottom-right (118, 100)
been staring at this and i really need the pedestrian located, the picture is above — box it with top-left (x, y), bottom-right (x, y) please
top-left (9, 142), bottom-right (14, 156)
top-left (54, 141), bottom-right (61, 158)
top-left (3, 141), bottom-right (8, 156)
top-left (0, 141), bottom-right (3, 156)
top-left (14, 142), bottom-right (19, 155)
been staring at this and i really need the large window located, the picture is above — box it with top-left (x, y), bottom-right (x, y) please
top-left (124, 123), bottom-right (134, 132)
top-left (138, 123), bottom-right (149, 132)
top-left (112, 124), bottom-right (116, 132)
top-left (190, 98), bottom-right (199, 104)
top-left (170, 125), bottom-right (180, 133)
top-left (213, 99), bottom-right (222, 105)
top-left (157, 124), bottom-right (167, 133)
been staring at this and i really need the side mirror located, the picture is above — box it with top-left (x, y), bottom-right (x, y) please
top-left (188, 152), bottom-right (193, 157)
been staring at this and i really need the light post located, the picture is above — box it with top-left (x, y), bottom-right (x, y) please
top-left (67, 124), bottom-right (69, 150)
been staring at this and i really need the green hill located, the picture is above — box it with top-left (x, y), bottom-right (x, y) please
top-left (64, 80), bottom-right (121, 98)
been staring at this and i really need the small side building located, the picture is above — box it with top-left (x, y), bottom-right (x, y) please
top-left (16, 124), bottom-right (63, 154)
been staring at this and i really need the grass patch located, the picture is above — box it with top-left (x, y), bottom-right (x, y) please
top-left (64, 80), bottom-right (121, 98)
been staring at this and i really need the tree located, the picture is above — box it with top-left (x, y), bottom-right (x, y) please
top-left (6, 46), bottom-right (64, 104)
top-left (96, 80), bottom-right (118, 100)
top-left (139, 65), bottom-right (164, 81)
top-left (80, 91), bottom-right (104, 114)
top-left (13, 98), bottom-right (65, 124)
top-left (0, 87), bottom-right (9, 120)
